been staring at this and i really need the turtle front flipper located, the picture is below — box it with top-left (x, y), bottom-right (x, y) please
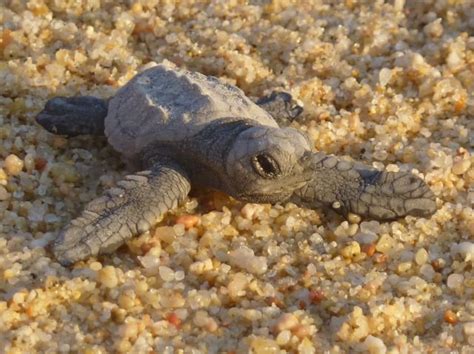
top-left (52, 161), bottom-right (191, 266)
top-left (256, 91), bottom-right (303, 126)
top-left (291, 153), bottom-right (436, 220)
top-left (36, 96), bottom-right (108, 136)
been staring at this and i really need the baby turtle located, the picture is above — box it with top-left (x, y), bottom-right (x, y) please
top-left (36, 62), bottom-right (436, 266)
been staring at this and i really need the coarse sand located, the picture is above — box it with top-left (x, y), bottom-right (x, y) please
top-left (0, 1), bottom-right (473, 353)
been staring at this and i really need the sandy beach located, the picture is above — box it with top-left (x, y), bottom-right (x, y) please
top-left (0, 1), bottom-right (473, 352)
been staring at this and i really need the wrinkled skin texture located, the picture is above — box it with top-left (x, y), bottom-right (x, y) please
top-left (36, 67), bottom-right (436, 266)
top-left (291, 153), bottom-right (436, 220)
top-left (53, 163), bottom-right (190, 266)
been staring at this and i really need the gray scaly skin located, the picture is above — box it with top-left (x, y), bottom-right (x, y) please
top-left (36, 63), bottom-right (436, 266)
top-left (291, 153), bottom-right (436, 220)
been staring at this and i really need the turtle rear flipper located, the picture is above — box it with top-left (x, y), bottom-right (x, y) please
top-left (36, 96), bottom-right (108, 136)
top-left (52, 161), bottom-right (190, 266)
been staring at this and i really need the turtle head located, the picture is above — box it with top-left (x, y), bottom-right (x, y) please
top-left (224, 126), bottom-right (313, 203)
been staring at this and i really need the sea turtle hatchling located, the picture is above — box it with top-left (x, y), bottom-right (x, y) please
top-left (36, 62), bottom-right (436, 266)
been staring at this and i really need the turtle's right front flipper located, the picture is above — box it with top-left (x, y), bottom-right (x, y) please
top-left (256, 91), bottom-right (303, 126)
top-left (36, 96), bottom-right (108, 136)
top-left (291, 153), bottom-right (436, 220)
top-left (53, 161), bottom-right (191, 266)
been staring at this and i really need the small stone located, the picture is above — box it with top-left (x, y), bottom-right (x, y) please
top-left (175, 270), bottom-right (185, 281)
top-left (189, 259), bottom-right (213, 274)
top-left (89, 261), bottom-right (102, 271)
top-left (373, 253), bottom-right (388, 263)
top-left (348, 213), bottom-right (361, 224)
top-left (138, 252), bottom-right (160, 269)
top-left (309, 290), bottom-right (325, 304)
top-left (276, 330), bottom-right (291, 345)
top-left (0, 185), bottom-right (9, 201)
top-left (193, 310), bottom-right (218, 332)
top-left (118, 294), bottom-right (135, 310)
top-left (431, 258), bottom-right (446, 272)
top-left (340, 241), bottom-right (361, 259)
top-left (379, 68), bottom-right (392, 87)
top-left (423, 18), bottom-right (443, 38)
top-left (376, 234), bottom-right (396, 254)
top-left (361, 335), bottom-right (387, 354)
top-left (0, 168), bottom-right (7, 185)
top-left (292, 324), bottom-right (311, 339)
top-left (34, 157), bottom-right (48, 171)
top-left (362, 243), bottom-right (376, 256)
top-left (447, 273), bottom-right (464, 290)
top-left (241, 203), bottom-right (265, 219)
top-left (166, 312), bottom-right (182, 328)
top-left (463, 322), bottom-right (474, 336)
top-left (249, 336), bottom-right (279, 353)
top-left (355, 232), bottom-right (378, 245)
top-left (298, 337), bottom-right (315, 354)
top-left (451, 242), bottom-right (474, 262)
top-left (274, 313), bottom-right (299, 332)
top-left (98, 266), bottom-right (119, 288)
top-left (159, 266), bottom-right (175, 282)
top-left (227, 272), bottom-right (248, 297)
top-left (228, 246), bottom-right (267, 275)
top-left (444, 310), bottom-right (458, 324)
top-left (175, 214), bottom-right (200, 229)
top-left (415, 248), bottom-right (429, 265)
top-left (154, 226), bottom-right (176, 244)
top-left (360, 221), bottom-right (381, 235)
top-left (397, 261), bottom-right (412, 273)
top-left (4, 154), bottom-right (24, 176)
top-left (452, 159), bottom-right (471, 175)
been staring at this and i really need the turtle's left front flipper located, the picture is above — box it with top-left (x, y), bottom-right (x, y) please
top-left (52, 161), bottom-right (191, 266)
top-left (291, 152), bottom-right (436, 220)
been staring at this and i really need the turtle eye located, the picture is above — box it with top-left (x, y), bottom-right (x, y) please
top-left (251, 154), bottom-right (280, 178)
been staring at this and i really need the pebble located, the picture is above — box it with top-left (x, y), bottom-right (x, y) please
top-left (376, 234), bottom-right (396, 254)
top-left (451, 159), bottom-right (471, 175)
top-left (159, 266), bottom-right (175, 282)
top-left (4, 154), bottom-right (24, 176)
top-left (423, 18), bottom-right (443, 38)
top-left (227, 272), bottom-right (248, 297)
top-left (463, 322), bottom-right (474, 336)
top-left (340, 241), bottom-right (361, 259)
top-left (451, 242), bottom-right (474, 262)
top-left (362, 335), bottom-right (387, 354)
top-left (276, 330), bottom-right (291, 345)
top-left (228, 246), bottom-right (268, 275)
top-left (138, 252), bottom-right (161, 269)
top-left (415, 248), bottom-right (429, 265)
top-left (189, 259), bottom-right (213, 274)
top-left (397, 262), bottom-right (412, 273)
top-left (274, 313), bottom-right (299, 332)
top-left (249, 336), bottom-right (280, 353)
top-left (444, 310), bottom-right (458, 324)
top-left (362, 243), bottom-right (376, 257)
top-left (0, 185), bottom-right (9, 200)
top-left (176, 214), bottom-right (200, 229)
top-left (0, 168), bottom-right (6, 185)
top-left (379, 68), bottom-right (392, 87)
top-left (447, 274), bottom-right (464, 290)
top-left (98, 266), bottom-right (119, 288)
top-left (292, 324), bottom-right (311, 339)
top-left (154, 226), bottom-right (176, 244)
top-left (193, 311), bottom-right (218, 332)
